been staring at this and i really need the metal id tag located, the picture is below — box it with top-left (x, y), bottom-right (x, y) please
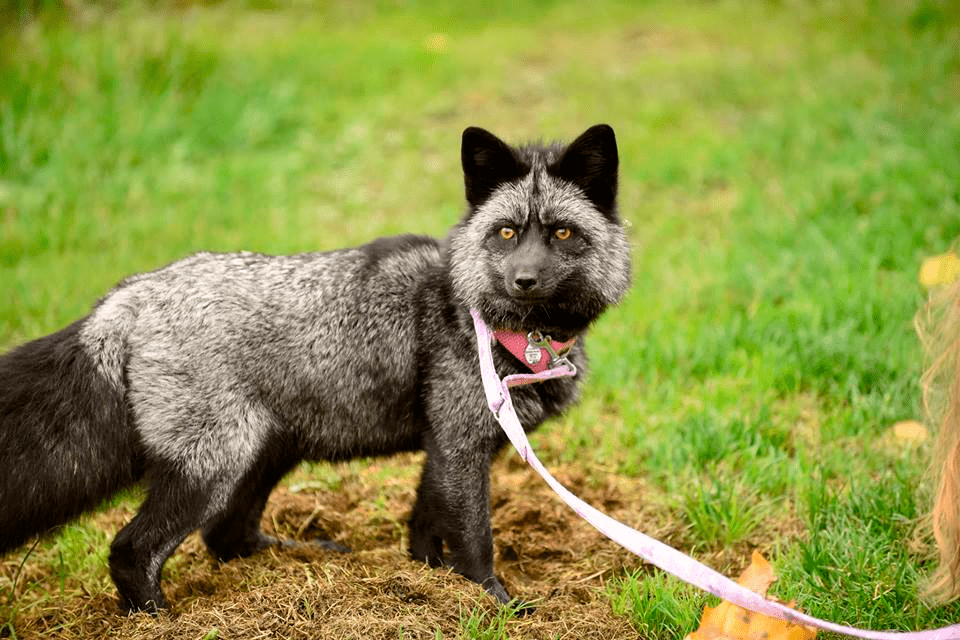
top-left (524, 341), bottom-right (543, 365)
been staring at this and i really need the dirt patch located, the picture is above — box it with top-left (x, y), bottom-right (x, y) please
top-left (4, 452), bottom-right (692, 638)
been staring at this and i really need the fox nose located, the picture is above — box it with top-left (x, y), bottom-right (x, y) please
top-left (513, 274), bottom-right (539, 291)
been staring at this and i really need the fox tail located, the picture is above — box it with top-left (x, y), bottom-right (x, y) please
top-left (0, 318), bottom-right (141, 554)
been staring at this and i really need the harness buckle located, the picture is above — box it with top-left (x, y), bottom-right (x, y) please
top-left (526, 330), bottom-right (577, 374)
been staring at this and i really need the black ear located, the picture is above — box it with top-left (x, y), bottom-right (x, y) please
top-left (461, 127), bottom-right (528, 209)
top-left (548, 124), bottom-right (619, 217)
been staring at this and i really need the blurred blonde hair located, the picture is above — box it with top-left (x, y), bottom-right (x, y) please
top-left (918, 274), bottom-right (960, 603)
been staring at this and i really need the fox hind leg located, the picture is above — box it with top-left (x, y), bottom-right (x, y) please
top-left (108, 467), bottom-right (211, 614)
top-left (200, 457), bottom-right (295, 562)
top-left (108, 425), bottom-right (292, 613)
top-left (201, 438), bottom-right (349, 561)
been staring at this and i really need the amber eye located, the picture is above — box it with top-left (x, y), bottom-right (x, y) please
top-left (499, 227), bottom-right (516, 240)
top-left (554, 227), bottom-right (572, 240)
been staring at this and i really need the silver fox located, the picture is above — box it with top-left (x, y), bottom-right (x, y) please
top-left (0, 125), bottom-right (631, 613)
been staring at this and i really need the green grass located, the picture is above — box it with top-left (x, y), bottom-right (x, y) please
top-left (608, 572), bottom-right (708, 637)
top-left (3, 0), bottom-right (960, 637)
top-left (457, 601), bottom-right (527, 640)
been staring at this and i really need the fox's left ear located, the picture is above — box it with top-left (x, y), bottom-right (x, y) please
top-left (549, 124), bottom-right (619, 217)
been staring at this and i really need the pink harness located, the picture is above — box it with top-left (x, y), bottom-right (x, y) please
top-left (492, 329), bottom-right (576, 374)
top-left (471, 308), bottom-right (960, 640)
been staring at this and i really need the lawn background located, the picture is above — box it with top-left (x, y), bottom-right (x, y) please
top-left (2, 0), bottom-right (960, 637)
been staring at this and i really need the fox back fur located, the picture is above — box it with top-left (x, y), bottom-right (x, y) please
top-left (0, 124), bottom-right (631, 613)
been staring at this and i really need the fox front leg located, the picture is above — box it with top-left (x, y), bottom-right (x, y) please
top-left (409, 437), bottom-right (511, 604)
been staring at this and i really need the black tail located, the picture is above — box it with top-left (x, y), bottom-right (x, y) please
top-left (0, 318), bottom-right (142, 553)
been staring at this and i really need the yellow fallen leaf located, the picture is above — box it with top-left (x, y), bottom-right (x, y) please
top-left (684, 551), bottom-right (817, 640)
top-left (892, 420), bottom-right (929, 442)
top-left (919, 253), bottom-right (960, 289)
top-left (738, 550), bottom-right (777, 594)
top-left (782, 625), bottom-right (818, 640)
top-left (745, 611), bottom-right (783, 640)
top-left (718, 604), bottom-right (752, 636)
top-left (699, 603), bottom-right (726, 628)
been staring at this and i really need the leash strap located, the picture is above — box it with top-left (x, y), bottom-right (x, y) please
top-left (469, 308), bottom-right (960, 640)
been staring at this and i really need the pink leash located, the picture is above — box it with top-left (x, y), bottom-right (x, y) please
top-left (470, 308), bottom-right (960, 640)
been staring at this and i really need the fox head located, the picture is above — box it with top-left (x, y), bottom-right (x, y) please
top-left (449, 125), bottom-right (631, 339)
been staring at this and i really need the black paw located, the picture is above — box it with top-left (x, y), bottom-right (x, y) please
top-left (481, 575), bottom-right (512, 605)
top-left (480, 578), bottom-right (536, 615)
top-left (118, 595), bottom-right (166, 617)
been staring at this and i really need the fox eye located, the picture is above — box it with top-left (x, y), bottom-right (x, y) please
top-left (499, 227), bottom-right (516, 240)
top-left (554, 227), bottom-right (572, 241)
